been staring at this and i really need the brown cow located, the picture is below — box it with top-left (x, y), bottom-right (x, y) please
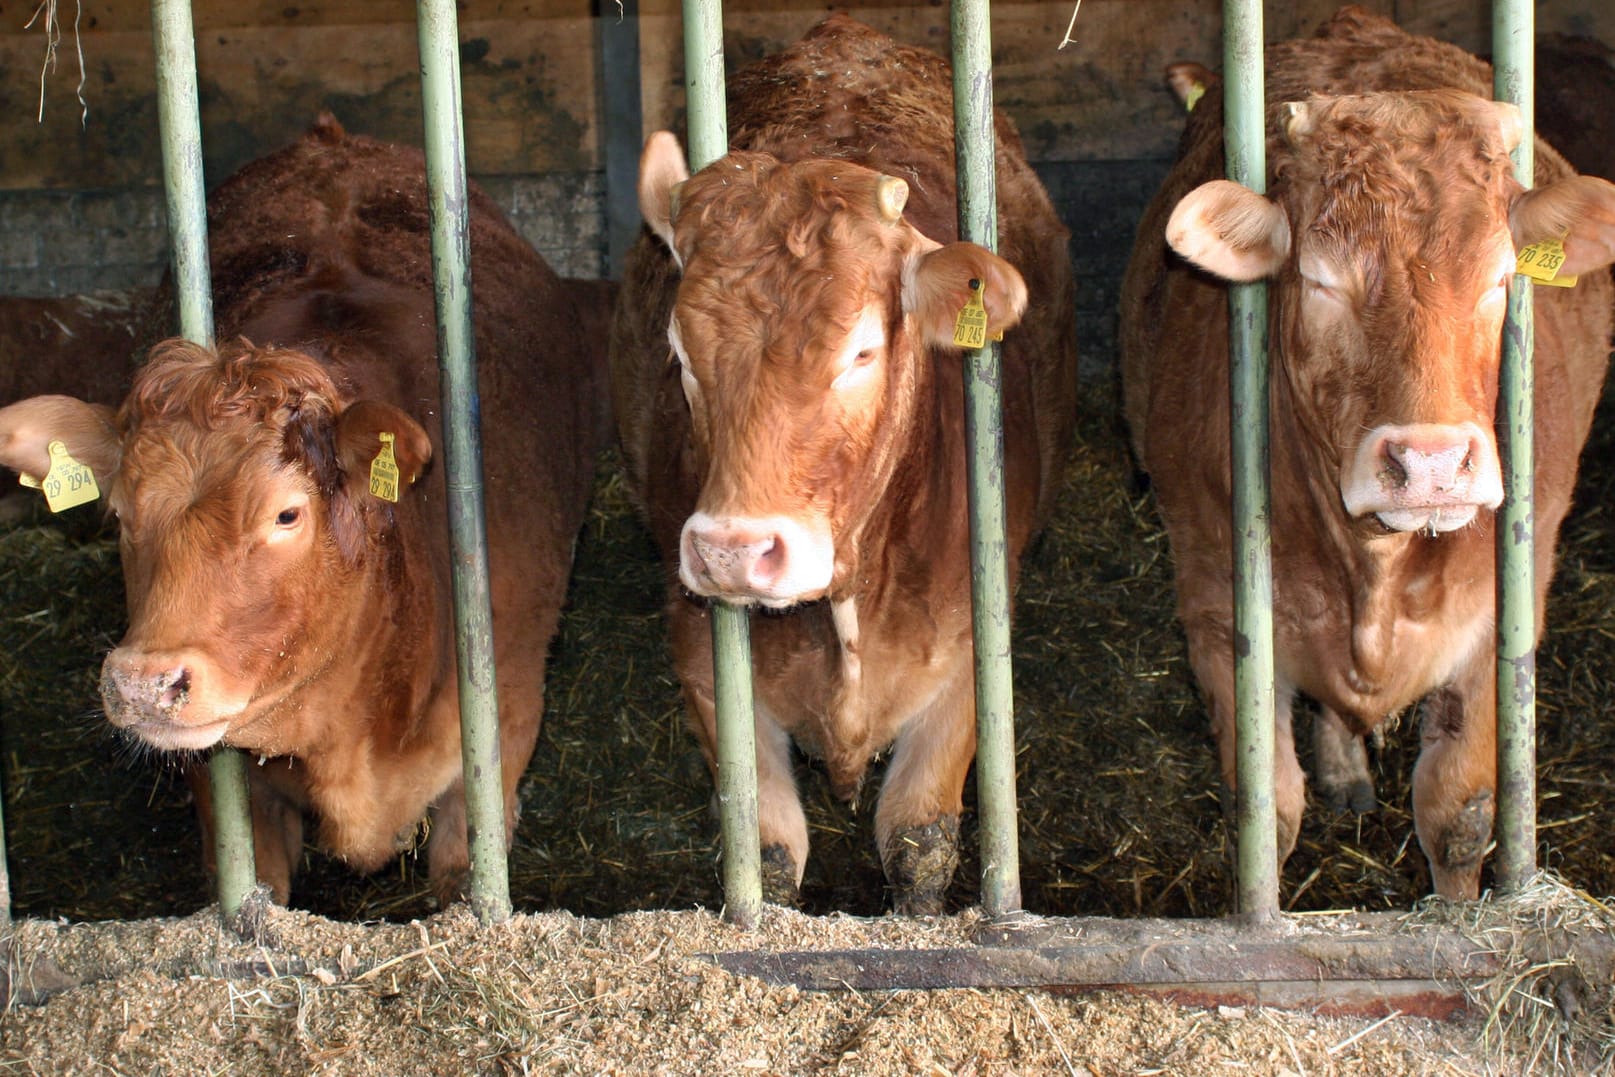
top-left (0, 115), bottom-right (607, 906)
top-left (1121, 6), bottom-right (1615, 900)
top-left (610, 15), bottom-right (1077, 914)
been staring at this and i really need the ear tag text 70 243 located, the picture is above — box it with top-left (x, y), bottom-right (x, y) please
top-left (952, 279), bottom-right (1003, 349)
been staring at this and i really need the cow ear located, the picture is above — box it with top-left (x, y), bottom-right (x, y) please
top-left (640, 131), bottom-right (691, 260)
top-left (905, 241), bottom-right (1029, 349)
top-left (1511, 174), bottom-right (1615, 277)
top-left (1167, 179), bottom-right (1292, 281)
top-left (0, 395), bottom-right (121, 493)
top-left (334, 401), bottom-right (433, 496)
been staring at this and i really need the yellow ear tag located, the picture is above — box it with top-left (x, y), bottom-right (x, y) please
top-left (369, 432), bottom-right (401, 503)
top-left (953, 279), bottom-right (989, 349)
top-left (1184, 81), bottom-right (1206, 112)
top-left (1516, 236), bottom-right (1578, 288)
top-left (39, 440), bottom-right (100, 512)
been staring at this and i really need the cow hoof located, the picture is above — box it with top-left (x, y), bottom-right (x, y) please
top-left (1318, 777), bottom-right (1376, 815)
top-left (760, 843), bottom-right (801, 907)
top-left (1433, 789), bottom-right (1494, 896)
top-left (883, 815), bottom-right (960, 917)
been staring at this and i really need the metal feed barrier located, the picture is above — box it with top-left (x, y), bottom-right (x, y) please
top-left (0, 0), bottom-right (1566, 1004)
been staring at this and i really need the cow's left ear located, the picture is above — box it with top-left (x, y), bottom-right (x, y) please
top-left (905, 241), bottom-right (1029, 349)
top-left (640, 131), bottom-right (692, 262)
top-left (1167, 179), bottom-right (1292, 281)
top-left (1511, 174), bottom-right (1615, 277)
top-left (334, 401), bottom-right (433, 496)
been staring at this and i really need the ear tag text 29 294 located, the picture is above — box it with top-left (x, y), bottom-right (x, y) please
top-left (369, 432), bottom-right (401, 503)
top-left (33, 440), bottom-right (100, 513)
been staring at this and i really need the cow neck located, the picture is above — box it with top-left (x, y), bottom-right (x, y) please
top-left (826, 336), bottom-right (965, 670)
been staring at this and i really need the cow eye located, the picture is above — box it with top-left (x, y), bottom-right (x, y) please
top-left (276, 507), bottom-right (302, 527)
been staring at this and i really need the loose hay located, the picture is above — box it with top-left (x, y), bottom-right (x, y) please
top-left (5, 386), bottom-right (1615, 924)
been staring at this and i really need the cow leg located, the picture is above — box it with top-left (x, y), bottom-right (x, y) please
top-left (1413, 658), bottom-right (1496, 900)
top-left (682, 680), bottom-right (809, 906)
top-left (423, 673), bottom-right (546, 907)
top-left (185, 759), bottom-right (302, 905)
top-left (1313, 707), bottom-right (1376, 813)
top-left (1193, 630), bottom-right (1307, 884)
top-left (875, 669), bottom-right (974, 916)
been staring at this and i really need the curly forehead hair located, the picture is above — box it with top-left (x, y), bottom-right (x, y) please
top-left (124, 337), bottom-right (344, 434)
top-left (677, 152), bottom-right (909, 271)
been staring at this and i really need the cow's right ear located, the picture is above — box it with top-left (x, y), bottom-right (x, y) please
top-left (1166, 179), bottom-right (1292, 281)
top-left (334, 402), bottom-right (433, 496)
top-left (640, 131), bottom-right (691, 261)
top-left (0, 395), bottom-right (120, 494)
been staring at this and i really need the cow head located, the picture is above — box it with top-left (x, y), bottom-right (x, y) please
top-left (1166, 89), bottom-right (1615, 534)
top-left (639, 131), bottom-right (1027, 607)
top-left (0, 338), bottom-right (432, 752)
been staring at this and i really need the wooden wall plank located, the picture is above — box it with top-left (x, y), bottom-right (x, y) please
top-left (2, 0), bottom-right (1611, 189)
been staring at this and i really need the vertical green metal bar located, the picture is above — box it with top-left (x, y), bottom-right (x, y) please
top-left (1223, 0), bottom-right (1278, 922)
top-left (680, 0), bottom-right (761, 928)
top-left (0, 792), bottom-right (8, 927)
top-left (598, 0), bottom-right (645, 277)
top-left (152, 0), bottom-right (256, 924)
top-left (951, 0), bottom-right (1021, 918)
top-left (1493, 0), bottom-right (1536, 892)
top-left (417, 0), bottom-right (511, 925)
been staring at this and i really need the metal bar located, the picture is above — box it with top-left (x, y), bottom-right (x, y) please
top-left (417, 0), bottom-right (511, 925)
top-left (1222, 0), bottom-right (1278, 922)
top-left (950, 0), bottom-right (1021, 918)
top-left (597, 0), bottom-right (645, 277)
top-left (1492, 0), bottom-right (1536, 892)
top-left (679, 0), bottom-right (761, 928)
top-left (152, 0), bottom-right (256, 924)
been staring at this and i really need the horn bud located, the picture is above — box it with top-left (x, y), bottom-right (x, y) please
top-left (1283, 100), bottom-right (1313, 145)
top-left (875, 175), bottom-right (909, 223)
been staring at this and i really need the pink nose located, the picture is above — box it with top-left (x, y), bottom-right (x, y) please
top-left (685, 523), bottom-right (789, 596)
top-left (101, 653), bottom-right (195, 727)
top-left (1375, 429), bottom-right (1482, 502)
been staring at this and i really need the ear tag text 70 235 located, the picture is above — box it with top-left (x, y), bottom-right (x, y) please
top-left (1516, 236), bottom-right (1578, 288)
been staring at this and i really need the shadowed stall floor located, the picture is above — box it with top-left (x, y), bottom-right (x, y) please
top-left (3, 383), bottom-right (1614, 924)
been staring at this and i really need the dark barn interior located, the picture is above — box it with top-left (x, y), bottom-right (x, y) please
top-left (2, 0), bottom-right (1614, 932)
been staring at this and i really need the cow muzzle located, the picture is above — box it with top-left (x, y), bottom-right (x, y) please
top-left (100, 646), bottom-right (244, 751)
top-left (679, 511), bottom-right (835, 608)
top-left (1340, 421), bottom-right (1503, 534)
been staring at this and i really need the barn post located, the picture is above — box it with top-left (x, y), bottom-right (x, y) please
top-left (151, 0), bottom-right (258, 924)
top-left (1492, 0), bottom-right (1537, 892)
top-left (681, 0), bottom-right (765, 929)
top-left (1222, 0), bottom-right (1280, 921)
top-left (416, 0), bottom-right (512, 924)
top-left (951, 0), bottom-right (1022, 918)
top-left (598, 0), bottom-right (646, 277)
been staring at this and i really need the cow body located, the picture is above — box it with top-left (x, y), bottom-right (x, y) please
top-left (611, 15), bottom-right (1076, 913)
top-left (0, 116), bottom-right (607, 905)
top-left (1121, 7), bottom-right (1615, 899)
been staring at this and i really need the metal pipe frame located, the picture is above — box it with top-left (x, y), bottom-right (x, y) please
top-left (1492, 0), bottom-right (1537, 892)
top-left (951, 0), bottom-right (1022, 919)
top-left (151, 0), bottom-right (257, 925)
top-left (416, 0), bottom-right (512, 925)
top-left (678, 0), bottom-right (765, 929)
top-left (1221, 0), bottom-right (1279, 922)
